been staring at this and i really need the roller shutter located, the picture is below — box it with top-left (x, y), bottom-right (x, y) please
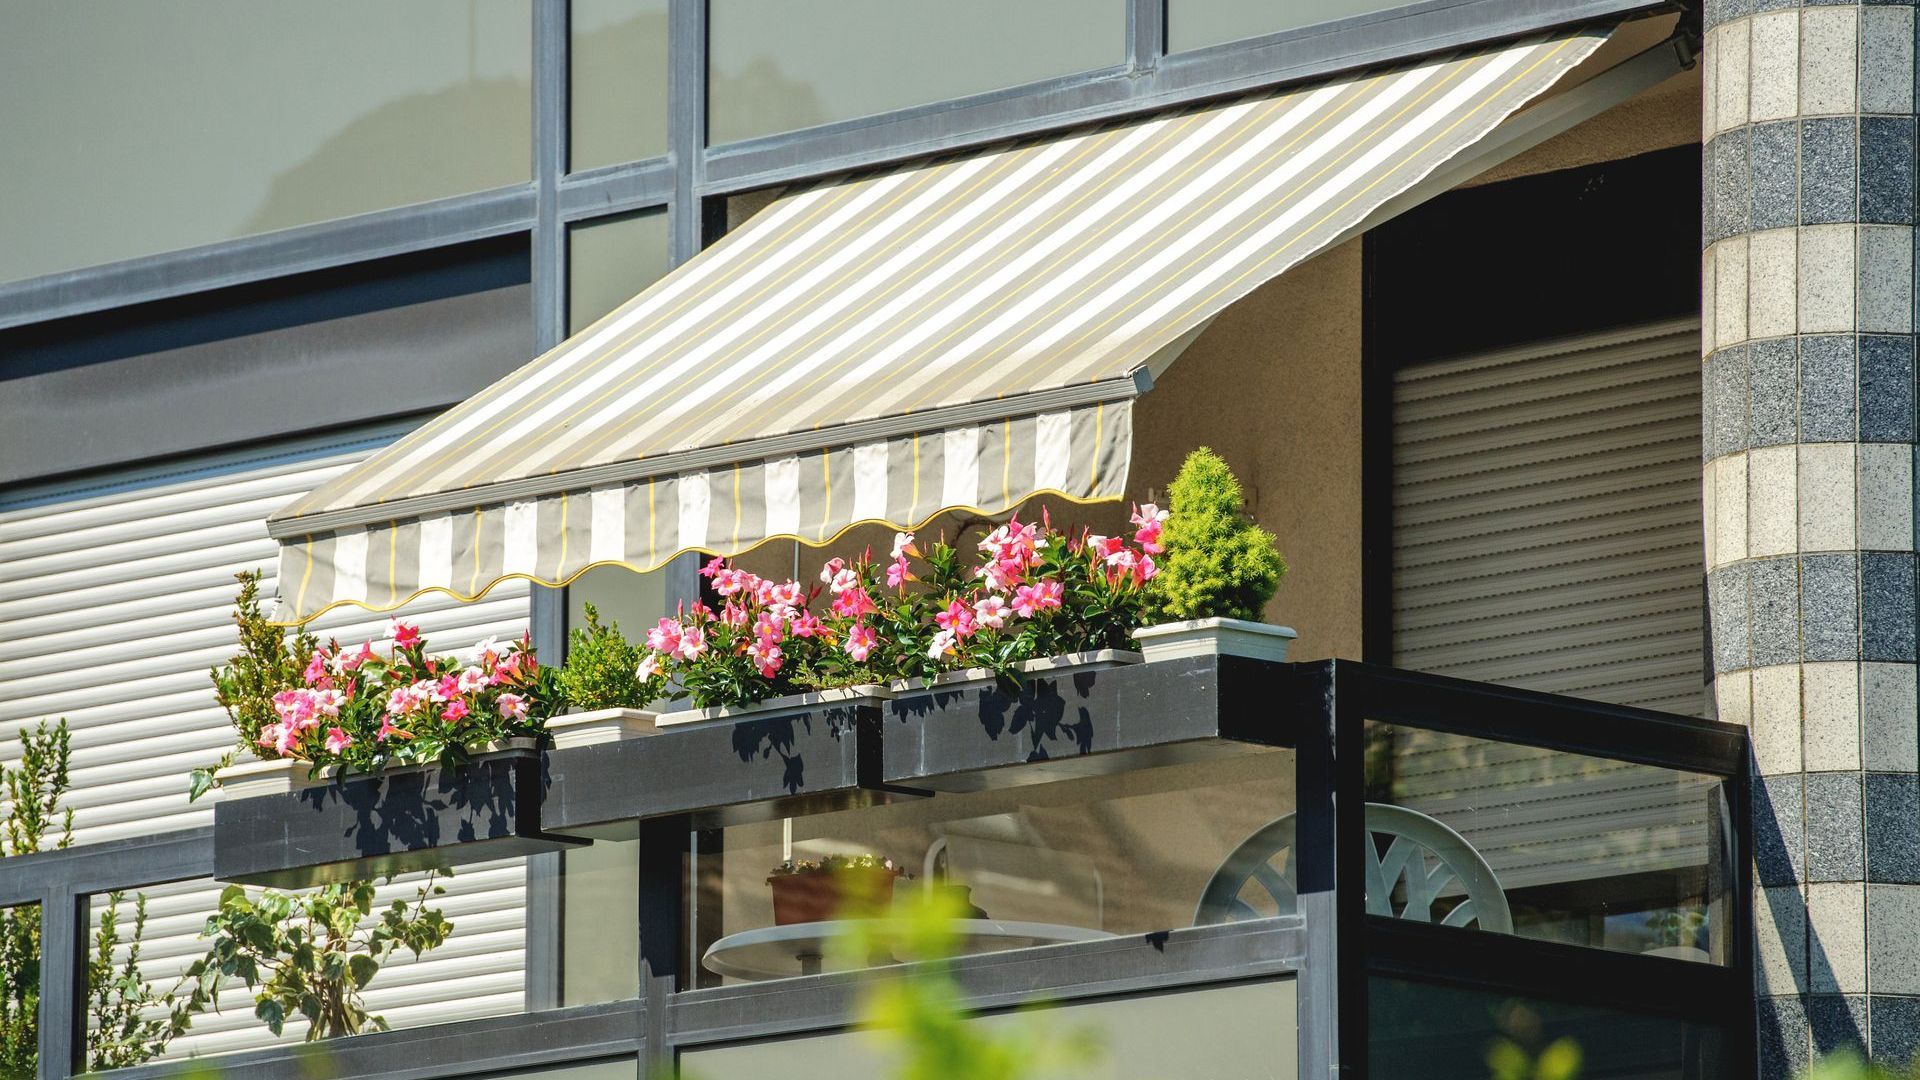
top-left (1391, 320), bottom-right (1705, 714)
top-left (1389, 321), bottom-right (1713, 894)
top-left (0, 423), bottom-right (528, 1055)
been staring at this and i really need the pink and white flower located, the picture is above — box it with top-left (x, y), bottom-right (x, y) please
top-left (496, 693), bottom-right (529, 722)
top-left (636, 652), bottom-right (664, 681)
top-left (927, 629), bottom-right (957, 662)
top-left (973, 595), bottom-right (1009, 630)
top-left (389, 620), bottom-right (422, 649)
top-left (1131, 503), bottom-right (1168, 555)
top-left (324, 727), bottom-right (352, 755)
top-left (845, 623), bottom-right (878, 662)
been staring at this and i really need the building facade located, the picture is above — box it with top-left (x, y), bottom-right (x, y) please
top-left (0, 1), bottom-right (1901, 1077)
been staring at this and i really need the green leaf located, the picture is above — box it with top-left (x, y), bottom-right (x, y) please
top-left (254, 998), bottom-right (285, 1036)
top-left (348, 953), bottom-right (379, 990)
top-left (187, 768), bottom-right (217, 802)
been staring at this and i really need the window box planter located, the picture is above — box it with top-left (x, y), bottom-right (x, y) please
top-left (887, 649), bottom-right (1142, 694)
top-left (550, 708), bottom-right (661, 748)
top-left (213, 742), bottom-right (580, 889)
top-left (1132, 618), bottom-right (1297, 664)
top-left (655, 684), bottom-right (894, 731)
top-left (212, 737), bottom-right (542, 799)
top-left (768, 866), bottom-right (901, 925)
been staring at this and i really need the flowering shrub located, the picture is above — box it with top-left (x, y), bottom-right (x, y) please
top-left (637, 507), bottom-right (1164, 709)
top-left (246, 624), bottom-right (554, 771)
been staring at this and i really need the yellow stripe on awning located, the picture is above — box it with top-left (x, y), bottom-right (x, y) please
top-left (268, 26), bottom-right (1612, 622)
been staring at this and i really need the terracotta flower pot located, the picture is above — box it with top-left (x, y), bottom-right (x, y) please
top-left (768, 867), bottom-right (899, 926)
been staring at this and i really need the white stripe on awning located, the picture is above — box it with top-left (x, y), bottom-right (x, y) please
top-left (268, 27), bottom-right (1611, 622)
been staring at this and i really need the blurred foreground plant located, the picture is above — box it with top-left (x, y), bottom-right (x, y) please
top-left (831, 887), bottom-right (1100, 1080)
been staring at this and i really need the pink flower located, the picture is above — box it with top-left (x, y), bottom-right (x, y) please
top-left (497, 693), bottom-right (529, 722)
top-left (769, 580), bottom-right (805, 608)
top-left (747, 640), bottom-right (784, 678)
top-left (819, 557), bottom-right (846, 586)
top-left (389, 620), bottom-right (422, 648)
top-left (443, 699), bottom-right (471, 722)
top-left (721, 601), bottom-right (750, 628)
top-left (676, 623), bottom-right (708, 660)
top-left (377, 715), bottom-right (414, 742)
top-left (256, 722), bottom-right (287, 754)
top-left (927, 629), bottom-right (957, 662)
top-left (324, 727), bottom-right (352, 755)
top-left (700, 556), bottom-right (728, 579)
top-left (754, 610), bottom-right (786, 645)
top-left (845, 623), bottom-right (878, 662)
top-left (1131, 503), bottom-right (1169, 555)
top-left (474, 636), bottom-right (505, 668)
top-left (333, 640), bottom-right (376, 674)
top-left (456, 666), bottom-right (489, 694)
top-left (647, 618), bottom-right (683, 655)
top-left (973, 595), bottom-right (1009, 630)
top-left (935, 599), bottom-right (977, 639)
top-left (313, 688), bottom-right (346, 719)
top-left (891, 532), bottom-right (917, 559)
top-left (830, 567), bottom-right (861, 595)
top-left (790, 612), bottom-right (825, 639)
top-left (636, 652), bottom-right (664, 681)
top-left (1087, 535), bottom-right (1126, 562)
top-left (886, 555), bottom-right (912, 589)
top-left (304, 650), bottom-right (331, 686)
top-left (830, 588), bottom-right (876, 620)
top-left (1136, 554), bottom-right (1158, 583)
top-left (1014, 579), bottom-right (1066, 617)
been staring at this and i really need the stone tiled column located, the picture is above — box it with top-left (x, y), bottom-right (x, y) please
top-left (1701, 2), bottom-right (1920, 1074)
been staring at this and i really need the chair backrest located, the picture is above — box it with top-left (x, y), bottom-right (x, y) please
top-left (1192, 802), bottom-right (1513, 932)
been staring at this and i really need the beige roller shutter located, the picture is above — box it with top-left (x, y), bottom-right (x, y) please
top-left (1391, 319), bottom-right (1706, 715)
top-left (0, 424), bottom-right (528, 1055)
top-left (1388, 321), bottom-right (1714, 896)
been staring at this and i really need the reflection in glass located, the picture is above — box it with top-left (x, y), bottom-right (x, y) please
top-left (561, 838), bottom-right (640, 1005)
top-left (1370, 976), bottom-right (1725, 1080)
top-left (0, 1), bottom-right (532, 284)
top-left (707, 0), bottom-right (1122, 145)
top-left (567, 210), bottom-right (671, 335)
top-left (681, 979), bottom-right (1298, 1079)
top-left (692, 751), bottom-right (1295, 986)
top-left (1364, 723), bottom-right (1733, 962)
top-left (569, 0), bottom-right (669, 171)
top-left (1167, 0), bottom-right (1402, 54)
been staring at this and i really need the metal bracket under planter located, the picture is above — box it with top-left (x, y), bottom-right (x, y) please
top-left (877, 654), bottom-right (1300, 793)
top-left (213, 752), bottom-right (586, 888)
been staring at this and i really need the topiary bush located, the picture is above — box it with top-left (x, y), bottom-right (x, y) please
top-left (558, 603), bottom-right (654, 711)
top-left (1147, 447), bottom-right (1286, 623)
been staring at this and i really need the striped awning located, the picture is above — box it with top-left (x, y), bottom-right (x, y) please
top-left (269, 26), bottom-right (1610, 622)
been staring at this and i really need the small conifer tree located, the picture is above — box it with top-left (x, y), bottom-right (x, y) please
top-left (1147, 448), bottom-right (1286, 622)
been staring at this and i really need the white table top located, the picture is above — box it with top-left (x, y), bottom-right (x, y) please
top-left (701, 918), bottom-right (1114, 981)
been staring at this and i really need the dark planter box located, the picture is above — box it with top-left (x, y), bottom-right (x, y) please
top-left (211, 658), bottom-right (1303, 885)
top-left (878, 654), bottom-right (1299, 792)
top-left (544, 703), bottom-right (880, 834)
top-left (213, 752), bottom-right (581, 888)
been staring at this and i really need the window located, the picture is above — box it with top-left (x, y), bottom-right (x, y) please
top-left (691, 751), bottom-right (1294, 987)
top-left (569, 0), bottom-right (670, 171)
top-left (0, 1), bottom-right (532, 285)
top-left (1167, 1), bottom-right (1408, 54)
top-left (680, 979), bottom-right (1298, 1079)
top-left (568, 210), bottom-right (672, 334)
top-left (706, 0), bottom-right (1123, 145)
top-left (1364, 722), bottom-right (1734, 963)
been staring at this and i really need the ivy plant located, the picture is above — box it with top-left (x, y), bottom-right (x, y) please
top-left (179, 873), bottom-right (454, 1041)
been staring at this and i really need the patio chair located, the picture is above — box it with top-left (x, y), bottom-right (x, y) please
top-left (1192, 803), bottom-right (1513, 932)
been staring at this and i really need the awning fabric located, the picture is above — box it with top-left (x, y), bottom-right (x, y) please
top-left (269, 26), bottom-right (1609, 622)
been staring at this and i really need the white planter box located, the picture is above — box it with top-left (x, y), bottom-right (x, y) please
top-left (888, 649), bottom-right (1142, 694)
top-left (654, 684), bottom-right (894, 731)
top-left (549, 708), bottom-right (660, 748)
top-left (214, 737), bottom-right (541, 799)
top-left (1132, 618), bottom-right (1297, 664)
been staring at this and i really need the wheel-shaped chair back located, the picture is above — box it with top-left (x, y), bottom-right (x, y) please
top-left (1192, 803), bottom-right (1512, 932)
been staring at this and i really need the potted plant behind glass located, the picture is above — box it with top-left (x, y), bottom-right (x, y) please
top-left (548, 603), bottom-right (664, 747)
top-left (767, 853), bottom-right (909, 926)
top-left (1132, 448), bottom-right (1296, 663)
